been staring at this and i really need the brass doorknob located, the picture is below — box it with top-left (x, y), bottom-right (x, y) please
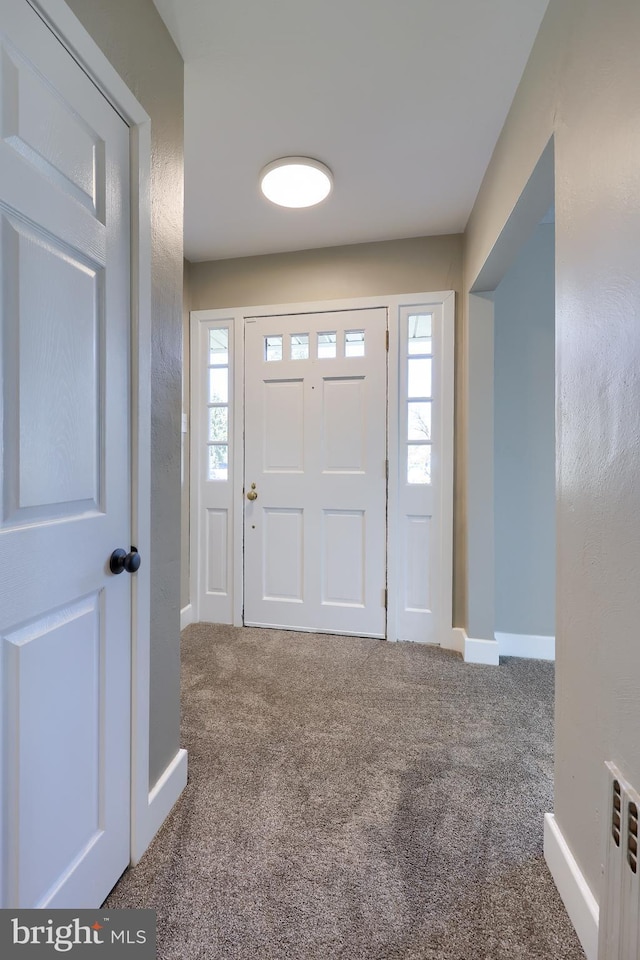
top-left (246, 483), bottom-right (258, 501)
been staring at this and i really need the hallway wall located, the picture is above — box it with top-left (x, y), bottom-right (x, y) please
top-left (189, 235), bottom-right (462, 310)
top-left (464, 0), bottom-right (640, 907)
top-left (493, 221), bottom-right (555, 638)
top-left (66, 0), bottom-right (184, 789)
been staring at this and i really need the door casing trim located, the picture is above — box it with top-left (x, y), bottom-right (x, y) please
top-left (191, 292), bottom-right (455, 648)
top-left (29, 0), bottom-right (167, 866)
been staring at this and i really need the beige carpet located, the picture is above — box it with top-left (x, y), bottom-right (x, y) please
top-left (106, 624), bottom-right (585, 960)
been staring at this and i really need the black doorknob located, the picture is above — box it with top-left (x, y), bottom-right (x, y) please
top-left (110, 546), bottom-right (141, 575)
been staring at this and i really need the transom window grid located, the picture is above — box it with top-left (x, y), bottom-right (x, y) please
top-left (207, 326), bottom-right (230, 481)
top-left (405, 314), bottom-right (433, 484)
top-left (264, 329), bottom-right (365, 361)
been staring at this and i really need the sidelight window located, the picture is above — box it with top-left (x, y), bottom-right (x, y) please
top-left (405, 313), bottom-right (433, 484)
top-left (207, 327), bottom-right (230, 480)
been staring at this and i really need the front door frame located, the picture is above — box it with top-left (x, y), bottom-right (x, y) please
top-left (243, 306), bottom-right (390, 639)
top-left (29, 0), bottom-right (155, 865)
top-left (191, 291), bottom-right (456, 649)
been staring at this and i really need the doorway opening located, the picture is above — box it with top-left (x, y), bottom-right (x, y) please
top-left (466, 137), bottom-right (556, 663)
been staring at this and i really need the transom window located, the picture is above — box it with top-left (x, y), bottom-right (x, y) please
top-left (263, 329), bottom-right (366, 360)
top-left (290, 334), bottom-right (309, 360)
top-left (345, 330), bottom-right (365, 357)
top-left (265, 335), bottom-right (283, 362)
top-left (317, 332), bottom-right (337, 358)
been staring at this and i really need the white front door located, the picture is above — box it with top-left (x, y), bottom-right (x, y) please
top-left (244, 309), bottom-right (387, 637)
top-left (0, 0), bottom-right (132, 907)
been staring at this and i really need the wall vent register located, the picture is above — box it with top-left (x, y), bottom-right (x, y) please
top-left (629, 801), bottom-right (638, 875)
top-left (600, 762), bottom-right (640, 960)
top-left (613, 778), bottom-right (622, 846)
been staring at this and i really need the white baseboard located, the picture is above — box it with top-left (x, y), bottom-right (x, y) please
top-left (448, 629), bottom-right (554, 664)
top-left (180, 603), bottom-right (194, 631)
top-left (495, 631), bottom-right (555, 660)
top-left (544, 813), bottom-right (599, 960)
top-left (446, 627), bottom-right (466, 656)
top-left (464, 635), bottom-right (500, 665)
top-left (131, 748), bottom-right (188, 865)
top-left (446, 628), bottom-right (500, 665)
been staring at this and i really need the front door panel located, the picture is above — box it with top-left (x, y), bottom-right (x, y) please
top-left (244, 309), bottom-right (387, 638)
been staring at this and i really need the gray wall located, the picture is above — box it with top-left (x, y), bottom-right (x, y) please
top-left (464, 0), bottom-right (640, 900)
top-left (493, 222), bottom-right (555, 638)
top-left (66, 0), bottom-right (184, 790)
top-left (189, 235), bottom-right (462, 310)
top-left (466, 294), bottom-right (495, 641)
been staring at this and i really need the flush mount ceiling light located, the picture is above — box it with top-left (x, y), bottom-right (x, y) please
top-left (259, 157), bottom-right (333, 209)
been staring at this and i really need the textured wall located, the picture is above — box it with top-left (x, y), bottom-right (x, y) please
top-left (466, 293), bottom-right (495, 641)
top-left (189, 235), bottom-right (462, 310)
top-left (65, 0), bottom-right (184, 789)
top-left (464, 0), bottom-right (640, 900)
top-left (494, 222), bottom-right (555, 637)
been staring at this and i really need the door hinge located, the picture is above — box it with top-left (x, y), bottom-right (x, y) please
top-left (385, 459), bottom-right (389, 481)
top-left (385, 329), bottom-right (390, 351)
top-left (384, 587), bottom-right (388, 609)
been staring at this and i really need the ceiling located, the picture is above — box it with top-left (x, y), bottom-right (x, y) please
top-left (152, 0), bottom-right (549, 263)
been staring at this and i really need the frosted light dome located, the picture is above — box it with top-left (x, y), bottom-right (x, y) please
top-left (259, 157), bottom-right (333, 208)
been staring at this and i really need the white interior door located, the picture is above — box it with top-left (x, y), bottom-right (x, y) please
top-left (244, 309), bottom-right (387, 637)
top-left (0, 0), bottom-right (132, 907)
